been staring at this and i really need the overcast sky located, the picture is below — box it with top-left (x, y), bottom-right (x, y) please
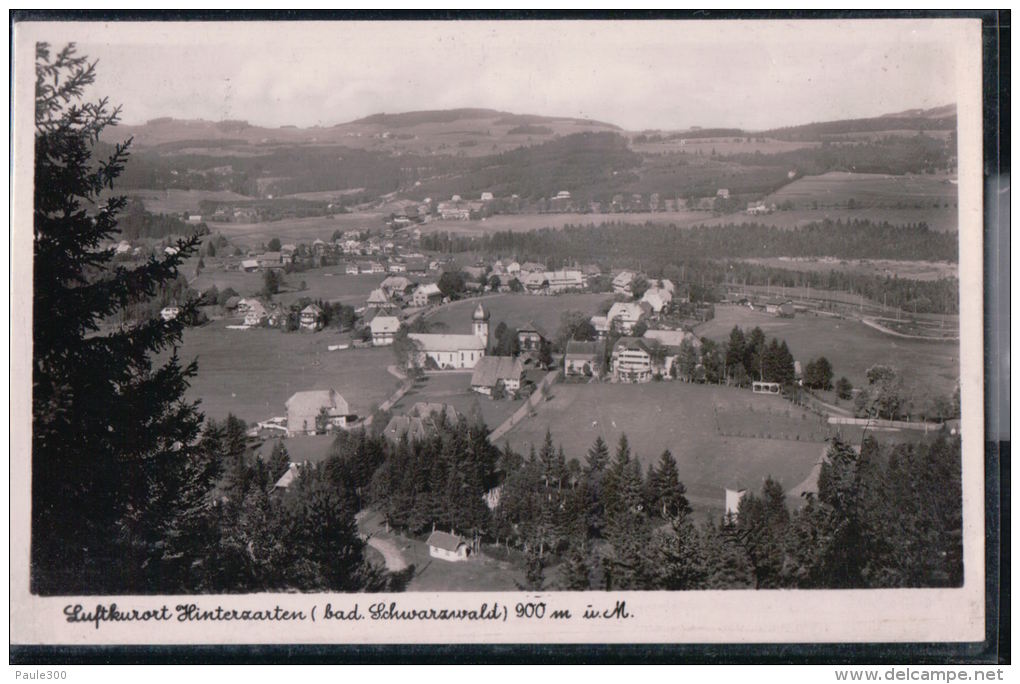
top-left (28, 19), bottom-right (964, 131)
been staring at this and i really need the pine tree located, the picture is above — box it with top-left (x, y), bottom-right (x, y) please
top-left (561, 538), bottom-right (593, 590)
top-left (655, 514), bottom-right (705, 590)
top-left (32, 43), bottom-right (203, 594)
top-left (649, 450), bottom-right (691, 520)
top-left (585, 435), bottom-right (610, 473)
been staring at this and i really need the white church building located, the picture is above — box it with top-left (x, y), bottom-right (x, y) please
top-left (408, 303), bottom-right (489, 370)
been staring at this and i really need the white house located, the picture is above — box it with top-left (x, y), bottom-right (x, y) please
top-left (564, 340), bottom-right (603, 377)
top-left (641, 287), bottom-right (673, 314)
top-left (426, 531), bottom-right (470, 562)
top-left (285, 389), bottom-right (352, 436)
top-left (606, 301), bottom-right (650, 334)
top-left (300, 304), bottom-right (323, 331)
top-left (370, 315), bottom-right (401, 346)
top-left (411, 283), bottom-right (443, 307)
top-left (611, 337), bottom-right (654, 382)
top-left (241, 258), bottom-right (260, 272)
top-left (244, 300), bottom-right (268, 327)
top-left (160, 306), bottom-right (181, 321)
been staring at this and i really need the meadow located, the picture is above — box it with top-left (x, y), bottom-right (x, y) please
top-left (501, 382), bottom-right (826, 516)
top-left (189, 266), bottom-right (387, 307)
top-left (764, 172), bottom-right (957, 210)
top-left (101, 188), bottom-right (254, 215)
top-left (696, 305), bottom-right (960, 399)
top-left (426, 293), bottom-right (611, 337)
top-left (630, 136), bottom-right (820, 156)
top-left (172, 322), bottom-right (399, 425)
top-left (206, 212), bottom-right (386, 244)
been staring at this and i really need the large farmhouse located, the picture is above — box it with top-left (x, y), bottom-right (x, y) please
top-left (470, 356), bottom-right (524, 396)
top-left (611, 337), bottom-right (655, 382)
top-left (607, 301), bottom-right (651, 334)
top-left (407, 303), bottom-right (489, 369)
top-left (285, 389), bottom-right (353, 436)
top-left (370, 315), bottom-right (401, 346)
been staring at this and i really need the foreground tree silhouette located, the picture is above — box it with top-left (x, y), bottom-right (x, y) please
top-left (32, 43), bottom-right (201, 593)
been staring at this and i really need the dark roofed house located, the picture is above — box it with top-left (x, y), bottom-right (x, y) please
top-left (382, 415), bottom-right (428, 443)
top-left (564, 340), bottom-right (604, 377)
top-left (426, 530), bottom-right (470, 562)
top-left (516, 321), bottom-right (547, 352)
top-left (470, 356), bottom-right (524, 397)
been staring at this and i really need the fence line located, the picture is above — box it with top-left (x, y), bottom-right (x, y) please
top-left (488, 370), bottom-right (560, 442)
top-left (827, 416), bottom-right (943, 431)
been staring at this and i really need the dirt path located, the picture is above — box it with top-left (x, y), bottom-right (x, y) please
top-left (366, 535), bottom-right (408, 572)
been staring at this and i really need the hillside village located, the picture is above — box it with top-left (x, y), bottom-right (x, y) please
top-left (46, 40), bottom-right (963, 595)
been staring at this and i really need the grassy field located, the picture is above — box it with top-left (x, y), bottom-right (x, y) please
top-left (172, 322), bottom-right (399, 424)
top-left (389, 372), bottom-right (524, 434)
top-left (189, 266), bottom-right (387, 306)
top-left (765, 171), bottom-right (957, 210)
top-left (631, 137), bottom-right (820, 156)
top-left (501, 382), bottom-right (826, 515)
top-left (696, 305), bottom-right (960, 399)
top-left (206, 212), bottom-right (387, 244)
top-left (734, 257), bottom-right (957, 282)
top-left (100, 188), bottom-right (255, 215)
top-left (427, 293), bottom-right (610, 337)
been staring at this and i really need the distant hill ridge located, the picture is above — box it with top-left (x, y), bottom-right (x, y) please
top-left (349, 108), bottom-right (621, 130)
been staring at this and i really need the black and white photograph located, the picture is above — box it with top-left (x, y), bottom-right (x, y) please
top-left (10, 15), bottom-right (993, 651)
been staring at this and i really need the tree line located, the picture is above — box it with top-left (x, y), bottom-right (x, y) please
top-left (436, 220), bottom-right (957, 264)
top-left (359, 416), bottom-right (963, 590)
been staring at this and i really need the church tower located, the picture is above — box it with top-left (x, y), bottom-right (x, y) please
top-left (472, 302), bottom-right (490, 348)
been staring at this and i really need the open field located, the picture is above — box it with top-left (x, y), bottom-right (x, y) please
top-left (631, 137), bottom-right (820, 156)
top-left (189, 267), bottom-right (387, 307)
top-left (206, 212), bottom-right (387, 244)
top-left (389, 372), bottom-right (524, 433)
top-left (501, 382), bottom-right (826, 515)
top-left (172, 322), bottom-right (398, 424)
top-left (734, 257), bottom-right (957, 282)
top-left (696, 305), bottom-right (959, 399)
top-left (765, 172), bottom-right (957, 210)
top-left (427, 293), bottom-right (610, 336)
top-left (100, 188), bottom-right (255, 215)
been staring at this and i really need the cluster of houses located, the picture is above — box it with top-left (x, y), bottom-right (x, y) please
top-left (223, 296), bottom-right (326, 331)
top-left (236, 234), bottom-right (436, 276)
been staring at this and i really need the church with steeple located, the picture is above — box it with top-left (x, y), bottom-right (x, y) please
top-left (407, 303), bottom-right (490, 370)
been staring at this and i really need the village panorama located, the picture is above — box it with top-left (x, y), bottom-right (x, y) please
top-left (32, 42), bottom-right (964, 596)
